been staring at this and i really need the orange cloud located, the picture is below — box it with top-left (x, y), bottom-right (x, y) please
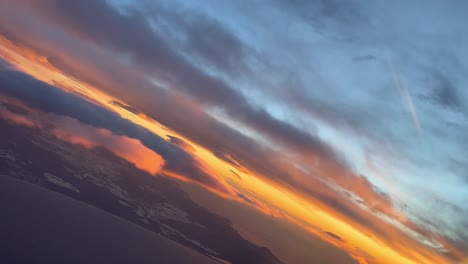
top-left (0, 98), bottom-right (165, 175)
top-left (50, 119), bottom-right (165, 175)
top-left (0, 107), bottom-right (36, 127)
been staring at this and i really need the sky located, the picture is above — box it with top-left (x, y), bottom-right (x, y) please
top-left (0, 0), bottom-right (467, 263)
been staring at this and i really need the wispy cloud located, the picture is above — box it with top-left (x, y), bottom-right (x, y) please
top-left (388, 60), bottom-right (422, 135)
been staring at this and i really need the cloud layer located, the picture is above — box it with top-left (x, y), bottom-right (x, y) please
top-left (0, 0), bottom-right (467, 263)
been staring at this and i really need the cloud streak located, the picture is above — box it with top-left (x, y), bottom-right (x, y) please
top-left (389, 61), bottom-right (422, 135)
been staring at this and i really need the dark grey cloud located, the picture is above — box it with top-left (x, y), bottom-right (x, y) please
top-left (141, 3), bottom-right (247, 74)
top-left (275, 0), bottom-right (368, 39)
top-left (0, 58), bottom-right (15, 69)
top-left (447, 157), bottom-right (468, 183)
top-left (213, 150), bottom-right (244, 170)
top-left (167, 135), bottom-right (196, 153)
top-left (352, 54), bottom-right (376, 62)
top-left (325, 231), bottom-right (345, 243)
top-left (108, 100), bottom-right (144, 116)
top-left (230, 170), bottom-right (242, 180)
top-left (237, 193), bottom-right (262, 207)
top-left (182, 15), bottom-right (245, 73)
top-left (424, 70), bottom-right (462, 111)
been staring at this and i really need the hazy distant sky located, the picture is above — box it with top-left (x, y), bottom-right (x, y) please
top-left (0, 1), bottom-right (467, 263)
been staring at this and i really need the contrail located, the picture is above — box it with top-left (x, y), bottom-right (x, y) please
top-left (388, 61), bottom-right (422, 135)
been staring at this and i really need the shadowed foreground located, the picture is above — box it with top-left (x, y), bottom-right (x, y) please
top-left (0, 175), bottom-right (218, 264)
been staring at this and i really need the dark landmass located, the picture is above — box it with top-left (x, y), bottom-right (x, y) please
top-left (0, 119), bottom-right (283, 264)
top-left (0, 175), bottom-right (217, 264)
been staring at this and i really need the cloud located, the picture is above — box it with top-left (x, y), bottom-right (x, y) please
top-left (325, 231), bottom-right (345, 243)
top-left (140, 2), bottom-right (247, 74)
top-left (421, 70), bottom-right (462, 111)
top-left (389, 61), bottom-right (422, 135)
top-left (167, 135), bottom-right (196, 154)
top-left (352, 54), bottom-right (377, 62)
top-left (0, 104), bottom-right (36, 127)
top-left (52, 118), bottom-right (165, 175)
top-left (108, 100), bottom-right (144, 117)
top-left (0, 98), bottom-right (165, 175)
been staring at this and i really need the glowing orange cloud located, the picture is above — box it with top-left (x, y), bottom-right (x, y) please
top-left (50, 119), bottom-right (165, 175)
top-left (0, 99), bottom-right (165, 175)
top-left (0, 108), bottom-right (36, 127)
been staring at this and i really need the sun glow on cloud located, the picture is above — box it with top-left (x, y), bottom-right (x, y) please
top-left (0, 37), bottom-right (461, 264)
top-left (51, 120), bottom-right (166, 175)
top-left (0, 98), bottom-right (165, 176)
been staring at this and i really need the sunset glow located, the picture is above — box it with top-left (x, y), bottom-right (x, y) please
top-left (0, 1), bottom-right (466, 263)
